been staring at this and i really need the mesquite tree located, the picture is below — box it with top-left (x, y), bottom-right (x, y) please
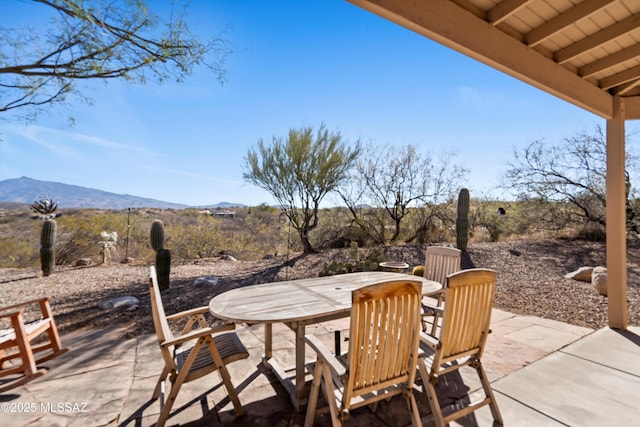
top-left (339, 144), bottom-right (467, 244)
top-left (1, 0), bottom-right (230, 122)
top-left (503, 126), bottom-right (639, 233)
top-left (244, 124), bottom-right (361, 253)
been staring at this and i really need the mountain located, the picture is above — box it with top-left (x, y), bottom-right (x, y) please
top-left (0, 177), bottom-right (188, 209)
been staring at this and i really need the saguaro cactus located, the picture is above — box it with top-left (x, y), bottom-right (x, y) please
top-left (150, 220), bottom-right (171, 290)
top-left (456, 188), bottom-right (470, 252)
top-left (40, 219), bottom-right (57, 276)
top-left (31, 198), bottom-right (60, 276)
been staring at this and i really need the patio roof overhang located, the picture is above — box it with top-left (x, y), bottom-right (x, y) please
top-left (347, 0), bottom-right (640, 330)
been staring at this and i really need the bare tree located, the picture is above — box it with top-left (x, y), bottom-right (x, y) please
top-left (339, 144), bottom-right (467, 244)
top-left (1, 0), bottom-right (230, 121)
top-left (503, 126), bottom-right (638, 232)
top-left (243, 124), bottom-right (361, 253)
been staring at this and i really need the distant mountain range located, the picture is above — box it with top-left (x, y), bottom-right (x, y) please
top-left (0, 177), bottom-right (245, 210)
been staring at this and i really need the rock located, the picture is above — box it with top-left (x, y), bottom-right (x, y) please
top-left (565, 266), bottom-right (594, 282)
top-left (75, 258), bottom-right (93, 266)
top-left (193, 276), bottom-right (218, 287)
top-left (121, 257), bottom-right (135, 264)
top-left (98, 296), bottom-right (140, 310)
top-left (592, 266), bottom-right (608, 296)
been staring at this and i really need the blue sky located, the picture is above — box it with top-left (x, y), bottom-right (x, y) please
top-left (0, 0), bottom-right (629, 207)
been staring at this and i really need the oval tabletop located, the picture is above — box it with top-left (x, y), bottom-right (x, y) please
top-left (209, 271), bottom-right (442, 324)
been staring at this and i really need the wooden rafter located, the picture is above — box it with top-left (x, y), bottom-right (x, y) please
top-left (526, 0), bottom-right (614, 47)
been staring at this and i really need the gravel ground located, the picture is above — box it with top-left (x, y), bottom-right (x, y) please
top-left (1, 239), bottom-right (638, 339)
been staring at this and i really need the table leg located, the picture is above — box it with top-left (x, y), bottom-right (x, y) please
top-left (294, 321), bottom-right (307, 406)
top-left (264, 323), bottom-right (273, 360)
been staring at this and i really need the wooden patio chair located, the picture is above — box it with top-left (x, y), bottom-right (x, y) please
top-left (148, 266), bottom-right (249, 427)
top-left (0, 296), bottom-right (68, 392)
top-left (421, 246), bottom-right (461, 335)
top-left (304, 279), bottom-right (423, 427)
top-left (417, 268), bottom-right (503, 426)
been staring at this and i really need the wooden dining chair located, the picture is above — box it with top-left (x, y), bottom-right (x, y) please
top-left (421, 246), bottom-right (461, 335)
top-left (148, 266), bottom-right (249, 427)
top-left (417, 268), bottom-right (503, 426)
top-left (304, 279), bottom-right (424, 427)
top-left (0, 296), bottom-right (68, 392)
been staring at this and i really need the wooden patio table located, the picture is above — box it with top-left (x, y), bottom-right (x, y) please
top-left (208, 271), bottom-right (442, 410)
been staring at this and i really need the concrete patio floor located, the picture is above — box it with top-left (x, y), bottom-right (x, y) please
top-left (1, 308), bottom-right (638, 426)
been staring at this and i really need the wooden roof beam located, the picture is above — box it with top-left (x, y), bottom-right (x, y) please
top-left (526, 0), bottom-right (614, 47)
top-left (556, 13), bottom-right (640, 64)
top-left (580, 44), bottom-right (640, 78)
top-left (487, 0), bottom-right (531, 26)
top-left (612, 78), bottom-right (640, 95)
top-left (600, 64), bottom-right (640, 89)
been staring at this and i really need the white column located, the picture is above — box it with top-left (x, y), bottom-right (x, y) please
top-left (606, 96), bottom-right (628, 330)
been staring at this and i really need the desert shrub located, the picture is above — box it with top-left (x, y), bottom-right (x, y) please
top-left (406, 204), bottom-right (456, 244)
top-left (55, 210), bottom-right (133, 264)
top-left (169, 215), bottom-right (223, 259)
top-left (242, 207), bottom-right (292, 258)
top-left (319, 242), bottom-right (387, 276)
top-left (0, 236), bottom-right (37, 268)
top-left (312, 207), bottom-right (358, 249)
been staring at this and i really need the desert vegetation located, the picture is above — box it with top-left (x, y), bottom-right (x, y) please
top-left (0, 196), bottom-right (619, 270)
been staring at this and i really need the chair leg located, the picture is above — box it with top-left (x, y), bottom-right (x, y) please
top-left (417, 360), bottom-right (445, 427)
top-left (321, 362), bottom-right (343, 427)
top-left (12, 315), bottom-right (38, 377)
top-left (475, 360), bottom-right (503, 425)
top-left (206, 338), bottom-right (244, 416)
top-left (407, 392), bottom-right (422, 427)
top-left (40, 299), bottom-right (65, 356)
top-left (424, 379), bottom-right (445, 427)
top-left (152, 365), bottom-right (171, 400)
top-left (157, 340), bottom-right (203, 427)
top-left (304, 360), bottom-right (324, 427)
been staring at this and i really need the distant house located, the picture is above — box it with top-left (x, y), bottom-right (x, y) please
top-left (212, 209), bottom-right (236, 218)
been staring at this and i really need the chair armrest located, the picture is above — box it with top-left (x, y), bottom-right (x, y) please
top-left (162, 323), bottom-right (236, 348)
top-left (208, 323), bottom-right (236, 334)
top-left (419, 331), bottom-right (441, 350)
top-left (0, 309), bottom-right (25, 320)
top-left (161, 327), bottom-right (217, 348)
top-left (421, 303), bottom-right (444, 316)
top-left (305, 334), bottom-right (346, 377)
top-left (166, 306), bottom-right (210, 321)
top-left (0, 297), bottom-right (51, 313)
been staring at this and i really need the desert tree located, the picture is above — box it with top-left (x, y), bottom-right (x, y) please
top-left (339, 143), bottom-right (467, 244)
top-left (1, 0), bottom-right (230, 122)
top-left (243, 124), bottom-right (361, 253)
top-left (503, 126), bottom-right (639, 234)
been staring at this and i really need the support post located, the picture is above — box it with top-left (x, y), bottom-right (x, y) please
top-left (606, 96), bottom-right (628, 330)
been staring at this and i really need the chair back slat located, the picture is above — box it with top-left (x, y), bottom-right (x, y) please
top-left (424, 246), bottom-right (461, 285)
top-left (439, 269), bottom-right (496, 359)
top-left (149, 266), bottom-right (174, 344)
top-left (345, 280), bottom-right (422, 402)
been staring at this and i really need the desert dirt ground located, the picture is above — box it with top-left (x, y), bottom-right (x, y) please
top-left (1, 238), bottom-right (638, 339)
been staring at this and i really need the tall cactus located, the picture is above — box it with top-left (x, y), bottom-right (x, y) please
top-left (31, 198), bottom-right (60, 277)
top-left (40, 219), bottom-right (57, 276)
top-left (456, 188), bottom-right (470, 252)
top-left (150, 220), bottom-right (171, 290)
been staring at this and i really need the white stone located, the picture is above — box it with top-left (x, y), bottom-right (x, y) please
top-left (591, 266), bottom-right (608, 296)
top-left (98, 296), bottom-right (140, 310)
top-left (193, 276), bottom-right (218, 287)
top-left (565, 266), bottom-right (594, 282)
